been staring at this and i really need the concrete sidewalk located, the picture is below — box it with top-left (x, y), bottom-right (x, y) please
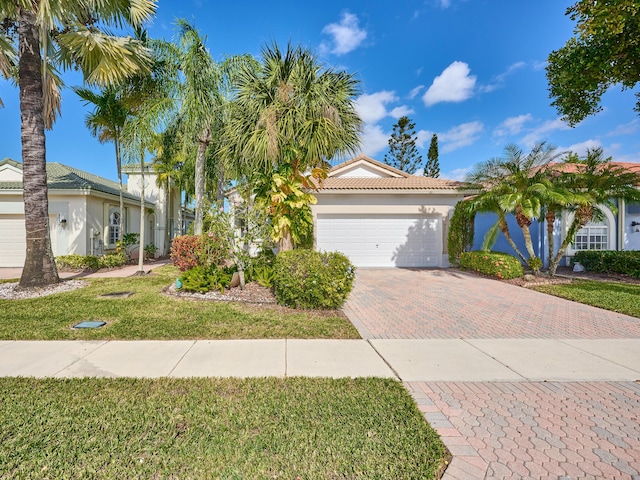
top-left (1, 338), bottom-right (638, 381)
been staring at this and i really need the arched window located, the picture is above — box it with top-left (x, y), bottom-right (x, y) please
top-left (109, 211), bottom-right (121, 246)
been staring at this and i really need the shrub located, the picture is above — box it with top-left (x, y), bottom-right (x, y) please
top-left (573, 250), bottom-right (640, 278)
top-left (170, 233), bottom-right (233, 272)
top-left (55, 254), bottom-right (100, 270)
top-left (179, 265), bottom-right (234, 293)
top-left (459, 251), bottom-right (524, 280)
top-left (170, 235), bottom-right (203, 271)
top-left (98, 252), bottom-right (127, 269)
top-left (273, 250), bottom-right (355, 309)
top-left (144, 243), bottom-right (158, 260)
top-left (447, 200), bottom-right (476, 266)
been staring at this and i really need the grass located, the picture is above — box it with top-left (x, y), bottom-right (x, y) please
top-left (0, 266), bottom-right (359, 340)
top-left (0, 377), bottom-right (449, 479)
top-left (533, 280), bottom-right (640, 318)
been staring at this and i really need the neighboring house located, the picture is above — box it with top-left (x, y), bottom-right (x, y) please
top-left (473, 162), bottom-right (640, 267)
top-left (0, 158), bottom-right (187, 268)
top-left (310, 154), bottom-right (466, 268)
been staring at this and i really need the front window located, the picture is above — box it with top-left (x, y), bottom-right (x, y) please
top-left (573, 223), bottom-right (608, 251)
top-left (109, 211), bottom-right (121, 246)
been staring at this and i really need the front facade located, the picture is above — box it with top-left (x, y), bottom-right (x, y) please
top-left (473, 162), bottom-right (640, 266)
top-left (0, 158), bottom-right (184, 267)
top-left (312, 154), bottom-right (466, 268)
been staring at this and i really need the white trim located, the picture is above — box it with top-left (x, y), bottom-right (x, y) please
top-left (565, 204), bottom-right (616, 255)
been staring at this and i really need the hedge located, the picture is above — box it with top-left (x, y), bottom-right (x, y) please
top-left (573, 250), bottom-right (640, 278)
top-left (459, 251), bottom-right (524, 280)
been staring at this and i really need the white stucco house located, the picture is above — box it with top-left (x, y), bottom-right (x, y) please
top-left (0, 158), bottom-right (188, 267)
top-left (310, 155), bottom-right (466, 268)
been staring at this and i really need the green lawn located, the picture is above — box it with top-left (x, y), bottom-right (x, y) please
top-left (0, 266), bottom-right (359, 340)
top-left (0, 377), bottom-right (449, 479)
top-left (533, 280), bottom-right (640, 318)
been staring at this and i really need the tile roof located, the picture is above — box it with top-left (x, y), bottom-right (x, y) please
top-left (0, 159), bottom-right (141, 201)
top-left (317, 176), bottom-right (463, 191)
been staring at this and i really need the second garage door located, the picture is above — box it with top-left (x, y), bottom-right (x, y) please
top-left (0, 215), bottom-right (27, 267)
top-left (316, 214), bottom-right (442, 267)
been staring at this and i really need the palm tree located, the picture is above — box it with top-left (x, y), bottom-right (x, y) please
top-left (466, 142), bottom-right (569, 272)
top-left (0, 0), bottom-right (156, 288)
top-left (547, 148), bottom-right (640, 275)
top-left (74, 85), bottom-right (130, 243)
top-left (221, 42), bottom-right (362, 251)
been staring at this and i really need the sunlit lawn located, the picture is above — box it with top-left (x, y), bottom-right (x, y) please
top-left (533, 280), bottom-right (640, 318)
top-left (0, 265), bottom-right (359, 340)
top-left (0, 377), bottom-right (449, 479)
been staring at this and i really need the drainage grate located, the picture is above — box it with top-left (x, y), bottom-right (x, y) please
top-left (73, 321), bottom-right (106, 329)
top-left (99, 292), bottom-right (134, 298)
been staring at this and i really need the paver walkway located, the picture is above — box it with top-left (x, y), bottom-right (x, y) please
top-left (343, 268), bottom-right (640, 479)
top-left (344, 268), bottom-right (640, 339)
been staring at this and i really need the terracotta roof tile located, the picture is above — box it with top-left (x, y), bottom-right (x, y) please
top-left (317, 176), bottom-right (462, 191)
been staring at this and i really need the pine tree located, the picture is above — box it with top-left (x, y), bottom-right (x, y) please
top-left (384, 116), bottom-right (422, 174)
top-left (424, 134), bottom-right (440, 178)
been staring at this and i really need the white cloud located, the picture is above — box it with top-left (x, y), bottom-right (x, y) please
top-left (439, 121), bottom-right (484, 153)
top-left (389, 106), bottom-right (414, 118)
top-left (607, 120), bottom-right (640, 137)
top-left (423, 61), bottom-right (476, 106)
top-left (481, 62), bottom-right (527, 93)
top-left (439, 0), bottom-right (451, 8)
top-left (494, 114), bottom-right (533, 137)
top-left (520, 118), bottom-right (570, 147)
top-left (354, 91), bottom-right (398, 123)
top-left (415, 129), bottom-right (434, 149)
top-left (444, 166), bottom-right (473, 181)
top-left (321, 12), bottom-right (367, 55)
top-left (559, 139), bottom-right (602, 157)
top-left (408, 85), bottom-right (424, 99)
top-left (359, 124), bottom-right (390, 156)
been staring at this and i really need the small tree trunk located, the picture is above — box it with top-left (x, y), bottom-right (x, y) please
top-left (278, 232), bottom-right (294, 252)
top-left (548, 209), bottom-right (592, 275)
top-left (545, 209), bottom-right (556, 273)
top-left (116, 137), bottom-right (124, 244)
top-left (194, 128), bottom-right (211, 235)
top-left (137, 155), bottom-right (146, 274)
top-left (498, 216), bottom-right (527, 264)
top-left (18, 9), bottom-right (59, 288)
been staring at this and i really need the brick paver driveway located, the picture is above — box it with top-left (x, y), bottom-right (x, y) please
top-left (344, 268), bottom-right (640, 339)
top-left (344, 268), bottom-right (640, 479)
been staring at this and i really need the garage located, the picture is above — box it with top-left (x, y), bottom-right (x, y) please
top-left (316, 213), bottom-right (441, 267)
top-left (0, 215), bottom-right (26, 267)
top-left (310, 154), bottom-right (466, 269)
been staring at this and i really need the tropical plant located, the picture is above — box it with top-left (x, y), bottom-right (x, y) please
top-left (546, 148), bottom-right (640, 275)
top-left (459, 251), bottom-right (524, 280)
top-left (547, 0), bottom-right (640, 125)
top-left (221, 42), bottom-right (362, 251)
top-left (447, 199), bottom-right (475, 266)
top-left (74, 85), bottom-right (130, 243)
top-left (0, 0), bottom-right (156, 288)
top-left (465, 142), bottom-right (570, 272)
top-left (384, 116), bottom-right (422, 174)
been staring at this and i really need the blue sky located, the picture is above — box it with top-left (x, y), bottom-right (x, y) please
top-left (2, 0), bottom-right (639, 181)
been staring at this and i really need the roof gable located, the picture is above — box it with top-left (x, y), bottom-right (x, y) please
top-left (0, 158), bottom-right (23, 182)
top-left (330, 154), bottom-right (409, 179)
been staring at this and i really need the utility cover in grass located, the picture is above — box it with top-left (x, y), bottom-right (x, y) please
top-left (99, 292), bottom-right (134, 298)
top-left (73, 321), bottom-right (106, 329)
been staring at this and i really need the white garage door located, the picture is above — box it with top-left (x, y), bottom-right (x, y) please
top-left (0, 215), bottom-right (26, 267)
top-left (316, 214), bottom-right (442, 267)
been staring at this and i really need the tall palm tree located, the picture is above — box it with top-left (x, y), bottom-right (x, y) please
top-left (547, 148), bottom-right (640, 275)
top-left (74, 85), bottom-right (130, 243)
top-left (466, 142), bottom-right (569, 272)
top-left (0, 0), bottom-right (156, 288)
top-left (221, 42), bottom-right (362, 251)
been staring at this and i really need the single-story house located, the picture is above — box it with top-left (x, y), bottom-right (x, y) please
top-left (0, 158), bottom-right (187, 267)
top-left (310, 154), bottom-right (466, 268)
top-left (473, 162), bottom-right (640, 266)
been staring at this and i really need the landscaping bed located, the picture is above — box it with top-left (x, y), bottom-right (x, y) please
top-left (0, 377), bottom-right (449, 479)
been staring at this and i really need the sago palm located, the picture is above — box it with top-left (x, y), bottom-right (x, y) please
top-left (0, 0), bottom-right (156, 287)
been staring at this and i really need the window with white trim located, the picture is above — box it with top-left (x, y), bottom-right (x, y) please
top-left (573, 223), bottom-right (608, 251)
top-left (109, 211), bottom-right (121, 246)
